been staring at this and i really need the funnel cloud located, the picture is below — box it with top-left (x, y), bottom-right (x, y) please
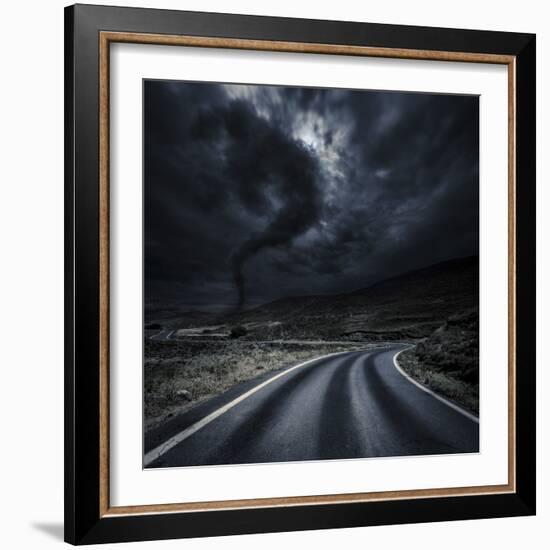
top-left (144, 80), bottom-right (479, 312)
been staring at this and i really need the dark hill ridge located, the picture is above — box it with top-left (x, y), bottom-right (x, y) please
top-left (350, 256), bottom-right (477, 295)
top-left (228, 256), bottom-right (478, 341)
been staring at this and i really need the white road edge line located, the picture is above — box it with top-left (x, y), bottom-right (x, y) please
top-left (144, 349), bottom-right (355, 466)
top-left (393, 348), bottom-right (479, 424)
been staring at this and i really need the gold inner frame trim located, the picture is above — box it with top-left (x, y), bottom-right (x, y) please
top-left (98, 31), bottom-right (517, 517)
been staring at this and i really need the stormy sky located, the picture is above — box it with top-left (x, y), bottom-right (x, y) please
top-left (144, 80), bottom-right (479, 312)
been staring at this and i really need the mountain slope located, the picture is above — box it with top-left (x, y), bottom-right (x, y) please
top-left (228, 256), bottom-right (478, 341)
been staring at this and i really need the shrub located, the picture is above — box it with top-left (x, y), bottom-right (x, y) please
top-left (230, 325), bottom-right (248, 339)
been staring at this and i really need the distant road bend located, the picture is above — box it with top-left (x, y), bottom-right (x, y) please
top-left (144, 344), bottom-right (479, 468)
top-left (149, 328), bottom-right (175, 342)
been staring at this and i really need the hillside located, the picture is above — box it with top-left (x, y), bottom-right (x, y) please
top-left (225, 256), bottom-right (478, 342)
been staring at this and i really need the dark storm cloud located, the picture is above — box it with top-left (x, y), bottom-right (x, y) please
top-left (187, 99), bottom-right (322, 307)
top-left (144, 80), bottom-right (479, 310)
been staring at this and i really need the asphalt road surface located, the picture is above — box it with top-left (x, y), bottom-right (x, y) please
top-left (145, 344), bottom-right (479, 468)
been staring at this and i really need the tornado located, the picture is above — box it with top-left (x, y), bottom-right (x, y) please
top-left (189, 98), bottom-right (322, 310)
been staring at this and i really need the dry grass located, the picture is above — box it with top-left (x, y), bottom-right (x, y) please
top-left (396, 308), bottom-right (479, 415)
top-left (398, 346), bottom-right (479, 415)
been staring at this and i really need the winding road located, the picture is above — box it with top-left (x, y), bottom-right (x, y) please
top-left (144, 344), bottom-right (479, 468)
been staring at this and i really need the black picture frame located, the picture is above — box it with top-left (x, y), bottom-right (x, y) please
top-left (65, 3), bottom-right (536, 545)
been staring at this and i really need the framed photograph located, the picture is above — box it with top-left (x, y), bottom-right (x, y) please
top-left (64, 4), bottom-right (536, 545)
